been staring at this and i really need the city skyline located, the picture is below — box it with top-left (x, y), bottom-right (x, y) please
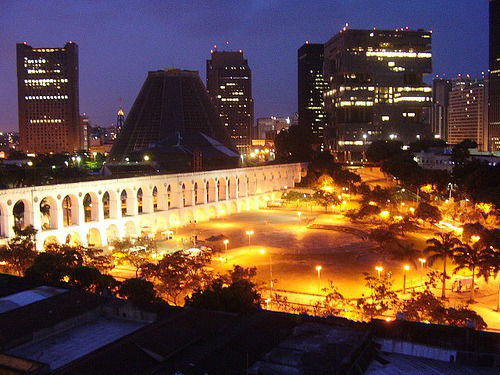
top-left (0, 0), bottom-right (489, 132)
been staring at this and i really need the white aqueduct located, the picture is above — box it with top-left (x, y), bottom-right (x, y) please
top-left (0, 163), bottom-right (306, 249)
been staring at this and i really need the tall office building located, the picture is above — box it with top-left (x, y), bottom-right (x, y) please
top-left (488, 0), bottom-right (500, 151)
top-left (431, 78), bottom-right (452, 140)
top-left (206, 50), bottom-right (254, 154)
top-left (448, 78), bottom-right (487, 149)
top-left (298, 43), bottom-right (328, 145)
top-left (256, 116), bottom-right (290, 140)
top-left (17, 42), bottom-right (82, 154)
top-left (323, 28), bottom-right (432, 160)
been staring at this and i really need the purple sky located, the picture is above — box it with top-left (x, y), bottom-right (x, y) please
top-left (0, 0), bottom-right (489, 131)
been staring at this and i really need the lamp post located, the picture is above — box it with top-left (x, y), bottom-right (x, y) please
top-left (418, 258), bottom-right (426, 287)
top-left (403, 265), bottom-right (410, 294)
top-left (246, 230), bottom-right (254, 246)
top-left (297, 211), bottom-right (302, 222)
top-left (375, 266), bottom-right (383, 280)
top-left (260, 249), bottom-right (273, 299)
top-left (223, 239), bottom-right (229, 251)
top-left (315, 265), bottom-right (322, 293)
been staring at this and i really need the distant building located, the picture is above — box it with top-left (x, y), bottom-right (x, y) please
top-left (297, 43), bottom-right (328, 145)
top-left (488, 0), bottom-right (500, 151)
top-left (79, 113), bottom-right (90, 151)
top-left (206, 50), bottom-right (254, 154)
top-left (116, 107), bottom-right (125, 134)
top-left (0, 132), bottom-right (19, 152)
top-left (414, 147), bottom-right (499, 171)
top-left (448, 77), bottom-right (488, 150)
top-left (256, 116), bottom-right (290, 140)
top-left (431, 78), bottom-right (452, 140)
top-left (323, 28), bottom-right (432, 160)
top-left (110, 69), bottom-right (238, 172)
top-left (17, 42), bottom-right (82, 154)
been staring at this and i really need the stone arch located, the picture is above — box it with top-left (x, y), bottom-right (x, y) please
top-left (0, 202), bottom-right (8, 237)
top-left (181, 181), bottom-right (192, 207)
top-left (152, 186), bottom-right (159, 211)
top-left (206, 178), bottom-right (216, 203)
top-left (238, 176), bottom-right (247, 197)
top-left (193, 182), bottom-right (200, 205)
top-left (208, 206), bottom-right (217, 219)
top-left (83, 192), bottom-right (99, 222)
top-left (40, 196), bottom-right (58, 230)
top-left (43, 236), bottom-right (60, 248)
top-left (166, 184), bottom-right (172, 209)
top-left (194, 207), bottom-right (207, 222)
top-left (124, 221), bottom-right (137, 238)
top-left (228, 176), bottom-right (238, 199)
top-left (217, 178), bottom-right (227, 201)
top-left (102, 191), bottom-right (118, 219)
top-left (137, 188), bottom-right (144, 214)
top-left (87, 228), bottom-right (103, 247)
top-left (13, 199), bottom-right (32, 229)
top-left (65, 231), bottom-right (82, 246)
top-left (106, 224), bottom-right (120, 244)
top-left (218, 203), bottom-right (228, 217)
top-left (120, 189), bottom-right (134, 216)
top-left (62, 194), bottom-right (79, 227)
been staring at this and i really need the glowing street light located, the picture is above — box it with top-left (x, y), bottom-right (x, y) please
top-left (379, 211), bottom-right (390, 219)
top-left (471, 235), bottom-right (481, 243)
top-left (246, 230), bottom-right (254, 246)
top-left (297, 211), bottom-right (302, 221)
top-left (223, 239), bottom-right (229, 251)
top-left (403, 265), bottom-right (410, 294)
top-left (375, 266), bottom-right (383, 279)
top-left (418, 258), bottom-right (426, 269)
top-left (315, 265), bottom-right (322, 293)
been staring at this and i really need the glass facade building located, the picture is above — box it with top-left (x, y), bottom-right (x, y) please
top-left (323, 28), bottom-right (432, 159)
top-left (297, 43), bottom-right (328, 145)
top-left (17, 42), bottom-right (82, 154)
top-left (206, 50), bottom-right (254, 154)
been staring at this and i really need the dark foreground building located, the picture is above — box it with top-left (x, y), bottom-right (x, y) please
top-left (323, 28), bottom-right (432, 160)
top-left (110, 70), bottom-right (239, 172)
top-left (206, 50), bottom-right (254, 154)
top-left (298, 43), bottom-right (329, 147)
top-left (17, 42), bottom-right (82, 154)
top-left (0, 274), bottom-right (499, 375)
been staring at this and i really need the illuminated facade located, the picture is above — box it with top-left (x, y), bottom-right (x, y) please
top-left (17, 42), bottom-right (82, 154)
top-left (256, 116), bottom-right (290, 140)
top-left (297, 43), bottom-right (328, 144)
top-left (448, 78), bottom-right (487, 149)
top-left (431, 78), bottom-right (452, 141)
top-left (488, 0), bottom-right (500, 151)
top-left (323, 28), bottom-right (432, 158)
top-left (117, 107), bottom-right (125, 134)
top-left (207, 50), bottom-right (254, 154)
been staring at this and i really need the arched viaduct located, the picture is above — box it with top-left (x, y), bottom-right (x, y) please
top-left (0, 163), bottom-right (306, 249)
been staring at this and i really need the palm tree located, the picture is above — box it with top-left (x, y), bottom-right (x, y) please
top-left (453, 242), bottom-right (499, 303)
top-left (424, 232), bottom-right (462, 299)
top-left (390, 242), bottom-right (420, 269)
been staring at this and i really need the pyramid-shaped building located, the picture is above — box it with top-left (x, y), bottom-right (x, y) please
top-left (110, 70), bottom-right (239, 171)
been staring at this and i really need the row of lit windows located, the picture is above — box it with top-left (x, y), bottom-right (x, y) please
top-left (366, 51), bottom-right (432, 58)
top-left (24, 78), bottom-right (68, 84)
top-left (29, 119), bottom-right (63, 124)
top-left (26, 69), bottom-right (61, 74)
top-left (25, 95), bottom-right (69, 100)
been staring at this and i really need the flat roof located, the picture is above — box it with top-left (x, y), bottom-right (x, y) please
top-left (8, 316), bottom-right (147, 370)
top-left (0, 285), bottom-right (66, 314)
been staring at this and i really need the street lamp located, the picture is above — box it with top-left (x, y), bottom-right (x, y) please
top-left (375, 266), bottom-right (383, 279)
top-left (418, 258), bottom-right (426, 287)
top-left (315, 265), bottom-right (322, 293)
top-left (297, 211), bottom-right (302, 222)
top-left (223, 239), bottom-right (229, 251)
top-left (470, 235), bottom-right (481, 243)
top-left (260, 249), bottom-right (273, 299)
top-left (246, 230), bottom-right (254, 246)
top-left (403, 265), bottom-right (410, 294)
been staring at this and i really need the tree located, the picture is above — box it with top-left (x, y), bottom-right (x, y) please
top-left (275, 125), bottom-right (316, 162)
top-left (0, 225), bottom-right (38, 275)
top-left (366, 140), bottom-right (403, 162)
top-left (118, 278), bottom-right (160, 306)
top-left (358, 272), bottom-right (399, 320)
top-left (415, 202), bottom-right (442, 225)
top-left (452, 241), bottom-right (499, 303)
top-left (185, 266), bottom-right (261, 313)
top-left (368, 227), bottom-right (397, 254)
top-left (389, 242), bottom-right (421, 269)
top-left (424, 232), bottom-right (462, 299)
top-left (313, 190), bottom-right (340, 212)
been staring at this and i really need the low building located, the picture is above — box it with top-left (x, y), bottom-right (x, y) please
top-left (414, 147), bottom-right (499, 171)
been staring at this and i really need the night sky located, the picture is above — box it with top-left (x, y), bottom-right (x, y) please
top-left (0, 0), bottom-right (489, 131)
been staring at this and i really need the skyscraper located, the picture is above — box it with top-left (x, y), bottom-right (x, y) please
top-left (297, 43), bottom-right (328, 145)
top-left (448, 77), bottom-right (487, 149)
top-left (110, 70), bottom-right (238, 171)
top-left (431, 78), bottom-right (452, 140)
top-left (323, 28), bottom-right (432, 160)
top-left (206, 50), bottom-right (254, 154)
top-left (488, 0), bottom-right (500, 151)
top-left (17, 42), bottom-right (82, 154)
